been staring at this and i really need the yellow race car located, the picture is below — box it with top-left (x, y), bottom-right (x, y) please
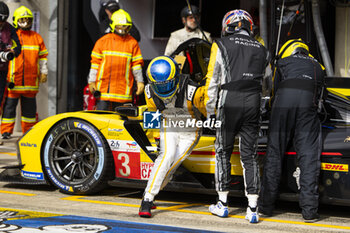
top-left (0, 86), bottom-right (349, 208)
top-left (1, 39), bottom-right (350, 208)
top-left (2, 105), bottom-right (234, 195)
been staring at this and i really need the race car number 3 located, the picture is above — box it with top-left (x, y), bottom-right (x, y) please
top-left (113, 151), bottom-right (141, 179)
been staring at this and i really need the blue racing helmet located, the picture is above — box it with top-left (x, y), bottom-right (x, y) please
top-left (147, 56), bottom-right (179, 100)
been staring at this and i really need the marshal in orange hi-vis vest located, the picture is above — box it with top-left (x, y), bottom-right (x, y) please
top-left (1, 28), bottom-right (48, 136)
top-left (7, 29), bottom-right (48, 94)
top-left (90, 33), bottom-right (143, 103)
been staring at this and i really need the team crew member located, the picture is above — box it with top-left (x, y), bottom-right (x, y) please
top-left (205, 10), bottom-right (268, 223)
top-left (99, 0), bottom-right (140, 42)
top-left (1, 6), bottom-right (46, 138)
top-left (139, 56), bottom-right (207, 218)
top-left (259, 39), bottom-right (325, 223)
top-left (164, 5), bottom-right (212, 56)
top-left (88, 9), bottom-right (144, 110)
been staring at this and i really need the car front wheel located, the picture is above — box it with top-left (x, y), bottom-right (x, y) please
top-left (42, 118), bottom-right (113, 194)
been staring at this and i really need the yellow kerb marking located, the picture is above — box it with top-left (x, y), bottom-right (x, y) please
top-left (0, 190), bottom-right (36, 196)
top-left (62, 196), bottom-right (350, 230)
top-left (161, 203), bottom-right (199, 211)
top-left (61, 196), bottom-right (139, 208)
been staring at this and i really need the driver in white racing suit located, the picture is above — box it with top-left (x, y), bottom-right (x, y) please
top-left (138, 56), bottom-right (208, 218)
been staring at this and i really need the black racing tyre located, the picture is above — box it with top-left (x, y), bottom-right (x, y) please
top-left (42, 118), bottom-right (114, 194)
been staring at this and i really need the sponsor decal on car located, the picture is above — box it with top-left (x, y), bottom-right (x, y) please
top-left (20, 142), bottom-right (37, 147)
top-left (108, 128), bottom-right (123, 132)
top-left (126, 142), bottom-right (137, 148)
top-left (108, 140), bottom-right (140, 152)
top-left (141, 162), bottom-right (154, 180)
top-left (108, 128), bottom-right (124, 136)
top-left (74, 122), bottom-right (102, 146)
top-left (108, 140), bottom-right (120, 149)
top-left (321, 163), bottom-right (349, 172)
top-left (21, 171), bottom-right (44, 180)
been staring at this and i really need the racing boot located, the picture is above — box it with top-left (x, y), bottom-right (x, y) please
top-left (139, 199), bottom-right (154, 218)
top-left (303, 213), bottom-right (320, 223)
top-left (151, 203), bottom-right (157, 209)
top-left (209, 200), bottom-right (228, 217)
top-left (245, 206), bottom-right (259, 223)
top-left (246, 194), bottom-right (259, 223)
top-left (2, 132), bottom-right (11, 139)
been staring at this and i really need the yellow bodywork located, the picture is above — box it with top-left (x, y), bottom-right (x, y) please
top-left (327, 88), bottom-right (350, 99)
top-left (182, 136), bottom-right (243, 175)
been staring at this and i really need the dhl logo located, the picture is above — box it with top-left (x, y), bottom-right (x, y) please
top-left (321, 163), bottom-right (348, 172)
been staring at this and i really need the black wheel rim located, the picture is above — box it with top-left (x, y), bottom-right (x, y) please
top-left (49, 129), bottom-right (98, 184)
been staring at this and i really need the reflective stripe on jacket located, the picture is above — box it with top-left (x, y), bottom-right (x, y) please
top-left (91, 33), bottom-right (143, 103)
top-left (7, 29), bottom-right (48, 94)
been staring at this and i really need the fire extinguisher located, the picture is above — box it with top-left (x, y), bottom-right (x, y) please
top-left (83, 84), bottom-right (96, 110)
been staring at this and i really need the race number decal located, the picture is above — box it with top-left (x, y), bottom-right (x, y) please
top-left (118, 153), bottom-right (130, 176)
top-left (113, 151), bottom-right (140, 179)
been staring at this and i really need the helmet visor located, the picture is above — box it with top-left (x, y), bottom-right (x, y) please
top-left (292, 47), bottom-right (309, 56)
top-left (151, 78), bottom-right (177, 96)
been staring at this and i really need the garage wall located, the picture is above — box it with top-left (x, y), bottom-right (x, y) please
top-left (120, 0), bottom-right (168, 60)
top-left (90, 0), bottom-right (167, 60)
top-left (335, 7), bottom-right (350, 77)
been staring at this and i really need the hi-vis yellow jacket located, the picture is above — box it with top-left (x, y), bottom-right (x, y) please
top-left (90, 33), bottom-right (143, 103)
top-left (7, 29), bottom-right (48, 94)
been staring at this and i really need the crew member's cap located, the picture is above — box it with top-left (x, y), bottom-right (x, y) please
top-left (100, 0), bottom-right (120, 11)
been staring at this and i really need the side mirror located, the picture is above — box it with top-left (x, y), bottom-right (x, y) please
top-left (115, 106), bottom-right (138, 117)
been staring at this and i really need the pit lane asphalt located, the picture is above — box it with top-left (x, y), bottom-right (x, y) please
top-left (0, 133), bottom-right (350, 233)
